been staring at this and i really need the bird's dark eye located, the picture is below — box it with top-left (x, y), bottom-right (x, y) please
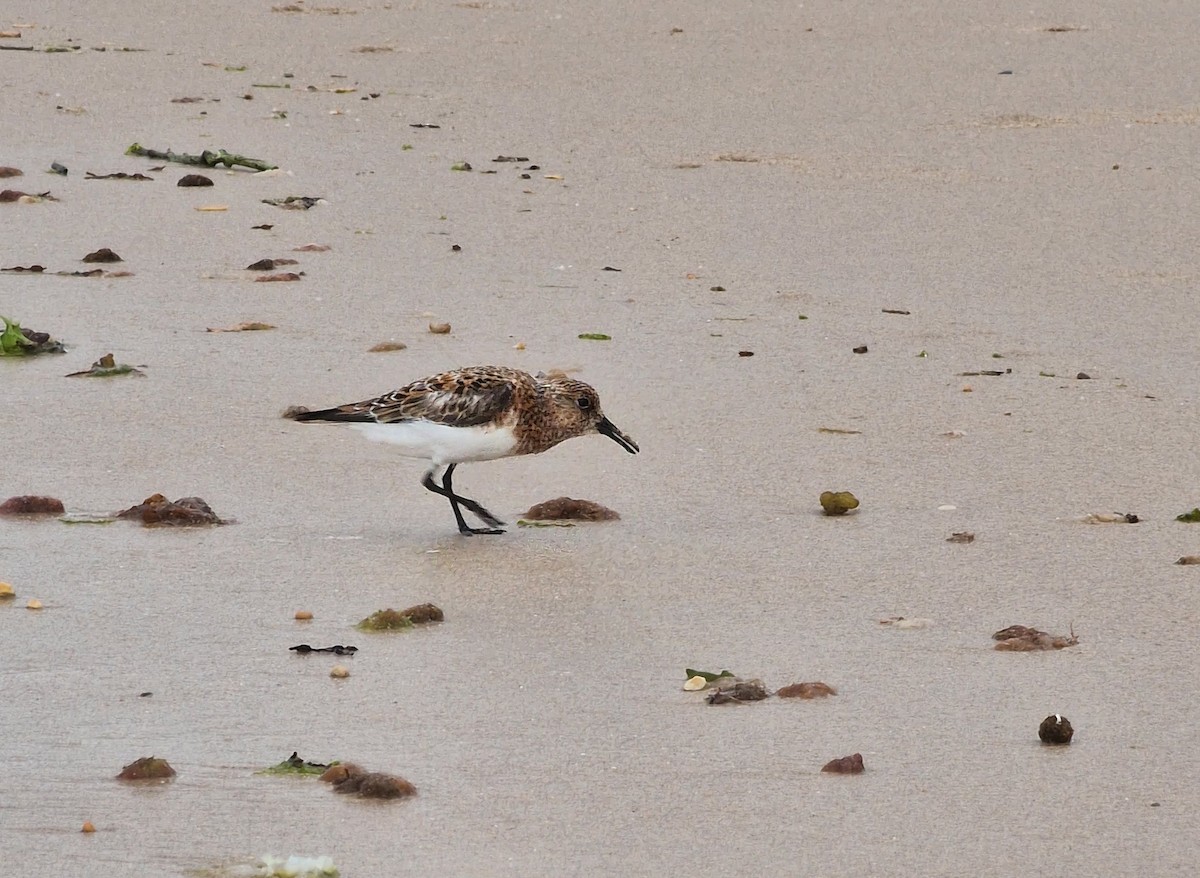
top-left (576, 396), bottom-right (591, 410)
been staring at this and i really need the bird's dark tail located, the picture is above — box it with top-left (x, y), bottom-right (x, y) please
top-left (290, 407), bottom-right (374, 423)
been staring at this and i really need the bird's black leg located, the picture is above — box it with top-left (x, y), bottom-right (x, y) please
top-left (421, 465), bottom-right (505, 535)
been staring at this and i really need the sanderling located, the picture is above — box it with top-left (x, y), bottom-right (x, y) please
top-left (293, 366), bottom-right (639, 535)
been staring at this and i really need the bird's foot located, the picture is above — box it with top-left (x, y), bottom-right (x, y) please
top-left (459, 526), bottom-right (506, 536)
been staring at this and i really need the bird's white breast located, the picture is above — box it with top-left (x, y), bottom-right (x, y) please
top-left (351, 421), bottom-right (519, 465)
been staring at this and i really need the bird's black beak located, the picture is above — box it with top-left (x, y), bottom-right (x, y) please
top-left (597, 417), bottom-right (639, 454)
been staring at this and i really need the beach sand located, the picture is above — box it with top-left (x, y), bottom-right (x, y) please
top-left (3, 1), bottom-right (1199, 875)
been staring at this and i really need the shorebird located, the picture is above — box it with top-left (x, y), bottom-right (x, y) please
top-left (293, 366), bottom-right (639, 535)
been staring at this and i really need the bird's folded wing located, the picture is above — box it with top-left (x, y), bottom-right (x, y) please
top-left (362, 371), bottom-right (517, 427)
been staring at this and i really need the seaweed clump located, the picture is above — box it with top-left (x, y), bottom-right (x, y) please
top-left (357, 603), bottom-right (443, 631)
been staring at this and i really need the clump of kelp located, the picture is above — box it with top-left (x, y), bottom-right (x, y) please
top-left (1, 316), bottom-right (65, 355)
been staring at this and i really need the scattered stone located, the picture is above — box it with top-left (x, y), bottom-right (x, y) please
top-left (992, 624), bottom-right (1079, 651)
top-left (246, 258), bottom-right (279, 271)
top-left (330, 664), bottom-right (350, 678)
top-left (26, 598), bottom-right (42, 610)
top-left (819, 490), bottom-right (859, 516)
top-left (683, 675), bottom-right (708, 691)
top-left (117, 756), bottom-right (176, 781)
top-left (177, 173), bottom-right (213, 187)
top-left (292, 243), bottom-right (331, 252)
top-left (357, 603), bottom-right (443, 631)
top-left (821, 753), bottom-right (865, 774)
top-left (82, 248), bottom-right (122, 263)
top-left (1076, 372), bottom-right (1091, 380)
top-left (0, 582), bottom-right (14, 599)
top-left (281, 405), bottom-right (310, 419)
top-left (81, 821), bottom-right (96, 833)
top-left (294, 610), bottom-right (314, 620)
top-left (522, 497), bottom-right (620, 522)
top-left (428, 322), bottom-right (451, 334)
top-left (853, 345), bottom-right (868, 354)
top-left (331, 767), bottom-right (416, 799)
top-left (369, 341), bottom-right (407, 352)
top-left (776, 681), bottom-right (837, 699)
top-left (1038, 714), bottom-right (1074, 744)
top-left (116, 494), bottom-right (224, 526)
top-left (319, 763), bottom-right (364, 784)
top-left (1176, 556), bottom-right (1200, 565)
top-left (706, 679), bottom-right (769, 704)
top-left (0, 495), bottom-right (65, 515)
top-left (0, 167), bottom-right (22, 178)
top-left (737, 350), bottom-right (754, 357)
top-left (254, 272), bottom-right (303, 282)
top-left (947, 531), bottom-right (976, 543)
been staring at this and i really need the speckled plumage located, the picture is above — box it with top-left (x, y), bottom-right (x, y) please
top-left (294, 366), bottom-right (638, 535)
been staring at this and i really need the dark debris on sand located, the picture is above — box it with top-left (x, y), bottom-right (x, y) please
top-left (992, 624), bottom-right (1079, 651)
top-left (117, 756), bottom-right (176, 781)
top-left (116, 493), bottom-right (225, 526)
top-left (821, 753), bottom-right (865, 774)
top-left (357, 603), bottom-right (443, 631)
top-left (0, 495), bottom-right (65, 515)
top-left (320, 763), bottom-right (415, 799)
top-left (522, 497), bottom-right (620, 521)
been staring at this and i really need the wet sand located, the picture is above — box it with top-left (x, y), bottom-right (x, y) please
top-left (4, 2), bottom-right (1200, 875)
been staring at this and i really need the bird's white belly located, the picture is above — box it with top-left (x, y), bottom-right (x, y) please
top-left (351, 421), bottom-right (518, 465)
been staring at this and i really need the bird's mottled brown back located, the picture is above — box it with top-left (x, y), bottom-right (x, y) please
top-left (332, 366), bottom-right (535, 428)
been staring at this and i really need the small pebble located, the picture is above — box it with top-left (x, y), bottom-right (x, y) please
top-left (428, 322), bottom-right (451, 334)
top-left (330, 665), bottom-right (350, 678)
top-left (1176, 556), bottom-right (1200, 565)
top-left (81, 821), bottom-right (96, 833)
top-left (1039, 714), bottom-right (1074, 745)
top-left (0, 582), bottom-right (14, 598)
top-left (682, 675), bottom-right (707, 691)
top-left (294, 610), bottom-right (314, 621)
top-left (26, 598), bottom-right (43, 610)
top-left (821, 753), bottom-right (865, 774)
top-left (177, 174), bottom-right (214, 187)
